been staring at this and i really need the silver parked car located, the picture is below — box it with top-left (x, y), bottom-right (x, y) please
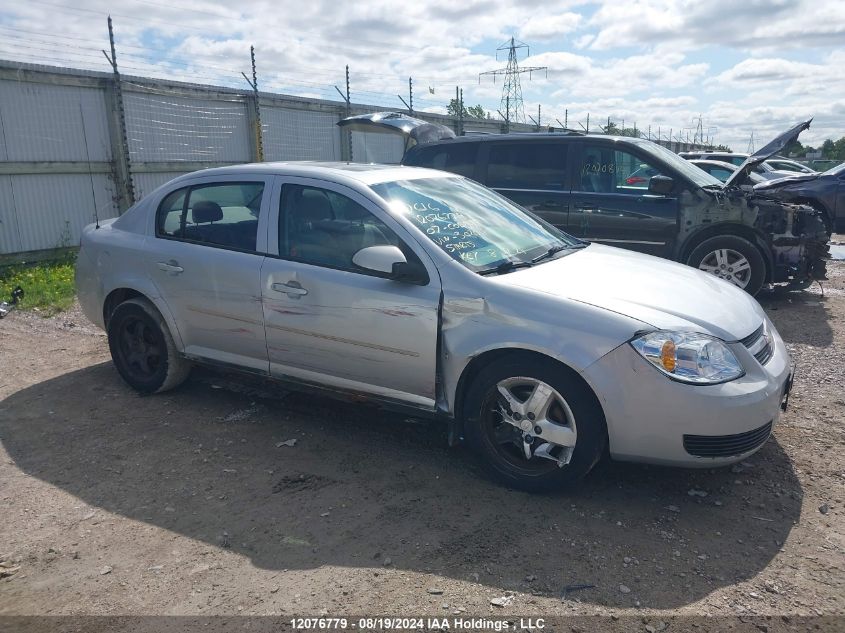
top-left (76, 163), bottom-right (794, 491)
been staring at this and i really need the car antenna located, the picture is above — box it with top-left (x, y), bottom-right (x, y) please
top-left (79, 103), bottom-right (100, 229)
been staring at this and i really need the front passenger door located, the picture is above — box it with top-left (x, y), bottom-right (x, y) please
top-left (569, 144), bottom-right (679, 256)
top-left (260, 178), bottom-right (442, 409)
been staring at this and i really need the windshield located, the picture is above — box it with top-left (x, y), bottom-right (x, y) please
top-left (630, 139), bottom-right (724, 188)
top-left (822, 162), bottom-right (845, 177)
top-left (372, 177), bottom-right (582, 272)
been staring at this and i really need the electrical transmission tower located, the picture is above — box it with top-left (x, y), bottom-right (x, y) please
top-left (479, 37), bottom-right (547, 125)
top-left (747, 130), bottom-right (756, 154)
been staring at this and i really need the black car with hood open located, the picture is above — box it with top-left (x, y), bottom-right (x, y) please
top-left (340, 114), bottom-right (829, 295)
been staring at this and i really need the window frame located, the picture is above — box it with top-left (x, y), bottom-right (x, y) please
top-left (152, 177), bottom-right (270, 255)
top-left (267, 176), bottom-right (433, 285)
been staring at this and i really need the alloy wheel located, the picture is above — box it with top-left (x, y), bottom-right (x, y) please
top-left (118, 316), bottom-right (163, 379)
top-left (482, 376), bottom-right (578, 471)
top-left (697, 248), bottom-right (752, 289)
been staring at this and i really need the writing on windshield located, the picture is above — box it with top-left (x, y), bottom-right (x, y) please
top-left (373, 177), bottom-right (578, 270)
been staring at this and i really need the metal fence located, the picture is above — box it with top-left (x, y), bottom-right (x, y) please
top-left (0, 59), bottom-right (709, 257)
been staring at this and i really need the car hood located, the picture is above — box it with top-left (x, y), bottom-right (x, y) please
top-left (337, 112), bottom-right (456, 151)
top-left (724, 119), bottom-right (812, 189)
top-left (753, 172), bottom-right (819, 192)
top-left (497, 244), bottom-right (765, 341)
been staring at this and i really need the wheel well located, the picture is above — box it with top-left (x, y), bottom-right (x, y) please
top-left (678, 224), bottom-right (772, 282)
top-left (454, 348), bottom-right (605, 423)
top-left (103, 288), bottom-right (144, 328)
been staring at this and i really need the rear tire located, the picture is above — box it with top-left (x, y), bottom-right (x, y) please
top-left (462, 355), bottom-right (606, 492)
top-left (686, 235), bottom-right (766, 296)
top-left (107, 297), bottom-right (190, 394)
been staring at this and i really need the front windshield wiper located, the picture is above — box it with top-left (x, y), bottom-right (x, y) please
top-left (478, 260), bottom-right (534, 276)
top-left (531, 243), bottom-right (584, 264)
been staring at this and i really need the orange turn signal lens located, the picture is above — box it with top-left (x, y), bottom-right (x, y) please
top-left (660, 340), bottom-right (676, 372)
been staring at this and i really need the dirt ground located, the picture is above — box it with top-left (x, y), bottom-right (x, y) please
top-left (0, 259), bottom-right (843, 630)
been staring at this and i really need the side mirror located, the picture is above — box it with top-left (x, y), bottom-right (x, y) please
top-left (352, 245), bottom-right (428, 284)
top-left (648, 175), bottom-right (674, 195)
top-left (352, 245), bottom-right (406, 274)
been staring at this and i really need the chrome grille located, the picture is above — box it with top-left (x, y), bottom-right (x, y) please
top-left (741, 322), bottom-right (773, 366)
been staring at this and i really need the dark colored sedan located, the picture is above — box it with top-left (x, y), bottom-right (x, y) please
top-left (753, 163), bottom-right (845, 233)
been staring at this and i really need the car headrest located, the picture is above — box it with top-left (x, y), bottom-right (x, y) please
top-left (192, 201), bottom-right (223, 224)
top-left (298, 190), bottom-right (334, 224)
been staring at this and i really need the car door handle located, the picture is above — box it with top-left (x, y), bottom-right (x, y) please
top-left (157, 260), bottom-right (184, 274)
top-left (272, 281), bottom-right (308, 297)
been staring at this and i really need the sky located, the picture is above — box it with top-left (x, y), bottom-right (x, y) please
top-left (0, 0), bottom-right (843, 152)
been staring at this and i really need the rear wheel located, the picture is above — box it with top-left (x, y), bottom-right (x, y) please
top-left (686, 235), bottom-right (766, 296)
top-left (463, 356), bottom-right (606, 492)
top-left (107, 297), bottom-right (190, 394)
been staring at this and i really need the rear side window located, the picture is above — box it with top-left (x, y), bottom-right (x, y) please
top-left (406, 143), bottom-right (478, 178)
top-left (486, 142), bottom-right (567, 190)
top-left (156, 182), bottom-right (264, 252)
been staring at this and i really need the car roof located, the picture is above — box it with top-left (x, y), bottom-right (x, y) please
top-left (164, 161), bottom-right (451, 187)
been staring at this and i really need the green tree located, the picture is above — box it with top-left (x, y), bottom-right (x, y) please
top-left (446, 99), bottom-right (488, 119)
top-left (466, 104), bottom-right (487, 119)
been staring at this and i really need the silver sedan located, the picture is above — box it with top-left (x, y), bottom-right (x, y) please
top-left (76, 163), bottom-right (793, 491)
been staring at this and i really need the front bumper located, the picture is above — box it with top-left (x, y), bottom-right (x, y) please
top-left (582, 319), bottom-right (792, 467)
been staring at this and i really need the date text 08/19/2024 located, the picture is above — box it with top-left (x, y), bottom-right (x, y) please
top-left (289, 617), bottom-right (547, 630)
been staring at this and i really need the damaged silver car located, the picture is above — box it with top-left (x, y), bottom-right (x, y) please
top-left (76, 163), bottom-right (793, 491)
top-left (341, 115), bottom-right (829, 295)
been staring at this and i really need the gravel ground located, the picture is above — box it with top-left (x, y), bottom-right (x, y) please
top-left (0, 258), bottom-right (842, 631)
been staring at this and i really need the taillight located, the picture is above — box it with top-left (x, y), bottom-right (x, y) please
top-left (626, 176), bottom-right (645, 185)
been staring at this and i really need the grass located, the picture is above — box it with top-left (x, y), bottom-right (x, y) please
top-left (0, 256), bottom-right (77, 315)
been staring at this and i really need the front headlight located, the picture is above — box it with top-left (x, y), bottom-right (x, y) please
top-left (630, 331), bottom-right (744, 385)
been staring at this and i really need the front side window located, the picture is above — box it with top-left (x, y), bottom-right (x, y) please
top-left (579, 145), bottom-right (664, 193)
top-left (486, 142), bottom-right (567, 190)
top-left (156, 182), bottom-right (264, 252)
top-left (372, 176), bottom-right (582, 272)
top-left (279, 185), bottom-right (402, 272)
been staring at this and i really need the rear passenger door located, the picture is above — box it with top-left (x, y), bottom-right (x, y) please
top-left (568, 142), bottom-right (679, 256)
top-left (479, 141), bottom-right (570, 229)
top-left (145, 176), bottom-right (271, 373)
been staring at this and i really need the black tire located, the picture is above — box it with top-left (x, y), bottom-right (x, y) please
top-left (462, 355), bottom-right (606, 492)
top-left (107, 297), bottom-right (190, 394)
top-left (686, 235), bottom-right (766, 296)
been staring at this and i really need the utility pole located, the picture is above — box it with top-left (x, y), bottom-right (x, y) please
top-left (101, 15), bottom-right (135, 210)
top-left (459, 88), bottom-right (464, 136)
top-left (479, 37), bottom-right (547, 124)
top-left (334, 66), bottom-right (352, 161)
top-left (241, 46), bottom-right (264, 162)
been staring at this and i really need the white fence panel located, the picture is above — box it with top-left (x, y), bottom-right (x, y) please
top-left (0, 176), bottom-right (22, 254)
top-left (351, 130), bottom-right (404, 164)
top-left (5, 174), bottom-right (118, 253)
top-left (123, 91), bottom-right (251, 163)
top-left (262, 107), bottom-right (341, 161)
top-left (0, 80), bottom-right (111, 162)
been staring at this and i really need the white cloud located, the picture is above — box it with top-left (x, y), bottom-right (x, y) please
top-left (0, 0), bottom-right (841, 151)
top-left (519, 12), bottom-right (581, 41)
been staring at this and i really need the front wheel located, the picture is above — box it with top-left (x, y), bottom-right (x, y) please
top-left (462, 356), bottom-right (606, 492)
top-left (686, 235), bottom-right (766, 296)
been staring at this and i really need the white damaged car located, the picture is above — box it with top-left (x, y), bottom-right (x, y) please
top-left (76, 163), bottom-right (794, 490)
